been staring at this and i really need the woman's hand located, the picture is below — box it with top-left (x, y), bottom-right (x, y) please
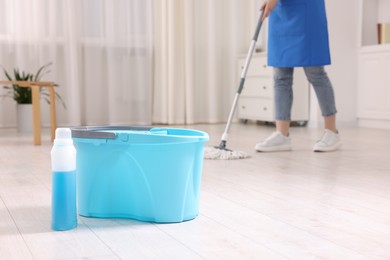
top-left (260, 0), bottom-right (279, 21)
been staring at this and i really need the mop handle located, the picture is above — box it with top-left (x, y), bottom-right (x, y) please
top-left (220, 9), bottom-right (265, 144)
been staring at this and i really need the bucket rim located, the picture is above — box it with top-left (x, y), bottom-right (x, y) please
top-left (71, 126), bottom-right (209, 141)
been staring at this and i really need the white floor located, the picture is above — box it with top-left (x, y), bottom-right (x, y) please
top-left (1, 123), bottom-right (390, 260)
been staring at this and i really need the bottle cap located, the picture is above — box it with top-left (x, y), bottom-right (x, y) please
top-left (56, 128), bottom-right (71, 139)
top-left (54, 128), bottom-right (73, 146)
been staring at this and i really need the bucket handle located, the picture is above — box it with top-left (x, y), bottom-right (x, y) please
top-left (71, 126), bottom-right (153, 139)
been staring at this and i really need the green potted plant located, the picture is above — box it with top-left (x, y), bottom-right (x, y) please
top-left (1, 63), bottom-right (65, 133)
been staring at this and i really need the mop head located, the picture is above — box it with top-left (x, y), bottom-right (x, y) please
top-left (204, 146), bottom-right (250, 160)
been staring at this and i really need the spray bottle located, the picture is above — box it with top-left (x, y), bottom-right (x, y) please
top-left (51, 128), bottom-right (77, 231)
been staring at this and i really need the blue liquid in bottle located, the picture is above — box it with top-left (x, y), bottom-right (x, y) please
top-left (51, 170), bottom-right (77, 231)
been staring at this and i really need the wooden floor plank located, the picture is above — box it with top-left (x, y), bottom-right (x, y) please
top-left (0, 124), bottom-right (390, 259)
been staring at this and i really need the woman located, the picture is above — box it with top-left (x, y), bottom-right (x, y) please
top-left (255, 0), bottom-right (341, 152)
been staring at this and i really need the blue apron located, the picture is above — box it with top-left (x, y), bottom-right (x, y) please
top-left (267, 0), bottom-right (331, 67)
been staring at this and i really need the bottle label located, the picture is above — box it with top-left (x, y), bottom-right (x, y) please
top-left (51, 170), bottom-right (77, 231)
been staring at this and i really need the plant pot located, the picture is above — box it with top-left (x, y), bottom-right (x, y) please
top-left (17, 104), bottom-right (33, 133)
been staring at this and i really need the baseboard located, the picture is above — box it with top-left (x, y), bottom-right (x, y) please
top-left (307, 119), bottom-right (358, 129)
top-left (358, 118), bottom-right (390, 129)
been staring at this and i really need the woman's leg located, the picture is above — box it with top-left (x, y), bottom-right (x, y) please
top-left (324, 114), bottom-right (337, 133)
top-left (303, 66), bottom-right (338, 131)
top-left (274, 67), bottom-right (294, 136)
top-left (304, 66), bottom-right (341, 151)
top-left (255, 67), bottom-right (294, 152)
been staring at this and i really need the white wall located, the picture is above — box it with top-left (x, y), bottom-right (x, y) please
top-left (378, 0), bottom-right (390, 23)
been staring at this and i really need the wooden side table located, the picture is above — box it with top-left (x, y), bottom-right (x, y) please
top-left (0, 81), bottom-right (57, 145)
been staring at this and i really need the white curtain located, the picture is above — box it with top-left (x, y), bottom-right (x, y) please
top-left (153, 0), bottom-right (259, 124)
top-left (0, 0), bottom-right (153, 127)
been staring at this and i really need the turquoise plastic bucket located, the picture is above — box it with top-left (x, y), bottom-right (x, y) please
top-left (71, 126), bottom-right (209, 223)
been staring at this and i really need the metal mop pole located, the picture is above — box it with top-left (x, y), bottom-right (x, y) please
top-left (217, 10), bottom-right (265, 150)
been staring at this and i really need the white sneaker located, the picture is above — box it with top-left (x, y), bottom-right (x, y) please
top-left (255, 132), bottom-right (292, 152)
top-left (313, 129), bottom-right (342, 152)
